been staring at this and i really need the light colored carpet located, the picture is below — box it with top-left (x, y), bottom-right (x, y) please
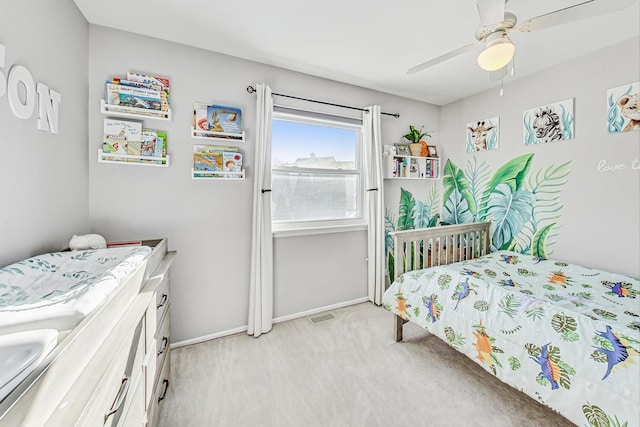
top-left (158, 302), bottom-right (574, 427)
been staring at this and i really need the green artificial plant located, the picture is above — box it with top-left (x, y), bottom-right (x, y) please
top-left (403, 125), bottom-right (431, 143)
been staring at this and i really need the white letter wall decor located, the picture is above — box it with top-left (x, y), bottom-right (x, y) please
top-left (0, 42), bottom-right (61, 134)
top-left (37, 83), bottom-right (61, 134)
top-left (8, 65), bottom-right (36, 119)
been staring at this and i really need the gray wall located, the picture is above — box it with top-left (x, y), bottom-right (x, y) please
top-left (87, 25), bottom-right (439, 343)
top-left (440, 37), bottom-right (640, 277)
top-left (0, 0), bottom-right (89, 266)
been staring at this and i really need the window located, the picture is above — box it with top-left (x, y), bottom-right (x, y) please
top-left (271, 108), bottom-right (364, 233)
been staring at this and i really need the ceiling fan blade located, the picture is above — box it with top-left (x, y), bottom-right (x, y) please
top-left (515, 0), bottom-right (637, 33)
top-left (476, 0), bottom-right (506, 26)
top-left (407, 41), bottom-right (481, 75)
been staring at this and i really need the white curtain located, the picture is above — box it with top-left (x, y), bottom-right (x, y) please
top-left (363, 106), bottom-right (385, 305)
top-left (248, 84), bottom-right (273, 337)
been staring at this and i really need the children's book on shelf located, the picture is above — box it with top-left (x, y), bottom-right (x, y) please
top-left (223, 151), bottom-right (243, 172)
top-left (193, 145), bottom-right (242, 177)
top-left (193, 103), bottom-right (209, 131)
top-left (102, 119), bottom-right (142, 155)
top-left (207, 105), bottom-right (242, 134)
top-left (140, 129), bottom-right (167, 164)
top-left (126, 72), bottom-right (170, 95)
top-left (104, 72), bottom-right (170, 112)
top-left (117, 85), bottom-right (163, 111)
top-left (105, 83), bottom-right (120, 105)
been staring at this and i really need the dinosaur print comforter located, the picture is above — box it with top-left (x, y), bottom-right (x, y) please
top-left (383, 251), bottom-right (640, 426)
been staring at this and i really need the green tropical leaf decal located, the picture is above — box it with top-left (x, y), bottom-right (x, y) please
top-left (413, 200), bottom-right (434, 229)
top-left (384, 208), bottom-right (396, 253)
top-left (525, 307), bottom-right (545, 321)
top-left (479, 153), bottom-right (534, 217)
top-left (465, 157), bottom-right (491, 221)
top-left (508, 356), bottom-right (521, 370)
top-left (487, 183), bottom-right (535, 250)
top-left (531, 222), bottom-right (555, 259)
top-left (525, 343), bottom-right (541, 357)
top-left (387, 252), bottom-right (395, 283)
top-left (437, 273), bottom-right (452, 289)
top-left (474, 300), bottom-right (489, 311)
top-left (593, 308), bottom-right (617, 320)
top-left (397, 188), bottom-right (415, 231)
top-left (551, 313), bottom-right (577, 333)
top-left (443, 160), bottom-right (476, 214)
top-left (582, 403), bottom-right (610, 427)
top-left (590, 350), bottom-right (607, 363)
top-left (499, 293), bottom-right (521, 318)
top-left (442, 189), bottom-right (473, 225)
top-left (562, 331), bottom-right (580, 342)
top-left (444, 327), bottom-right (456, 342)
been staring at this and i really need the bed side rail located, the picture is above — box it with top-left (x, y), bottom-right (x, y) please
top-left (391, 222), bottom-right (491, 281)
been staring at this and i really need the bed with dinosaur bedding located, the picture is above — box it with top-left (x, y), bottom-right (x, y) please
top-left (383, 222), bottom-right (640, 426)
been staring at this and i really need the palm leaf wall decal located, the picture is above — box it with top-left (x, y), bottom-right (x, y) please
top-left (443, 160), bottom-right (476, 215)
top-left (397, 188), bottom-right (415, 231)
top-left (487, 183), bottom-right (535, 250)
top-left (465, 157), bottom-right (491, 222)
top-left (479, 153), bottom-right (534, 219)
top-left (442, 189), bottom-right (473, 225)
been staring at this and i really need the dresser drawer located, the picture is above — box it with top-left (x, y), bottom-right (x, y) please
top-left (117, 372), bottom-right (146, 427)
top-left (76, 319), bottom-right (145, 427)
top-left (149, 351), bottom-right (170, 427)
top-left (155, 275), bottom-right (170, 328)
top-left (155, 309), bottom-right (170, 384)
top-left (144, 308), bottom-right (169, 410)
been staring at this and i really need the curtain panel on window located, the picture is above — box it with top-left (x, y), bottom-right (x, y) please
top-left (248, 83), bottom-right (274, 337)
top-left (363, 106), bottom-right (384, 305)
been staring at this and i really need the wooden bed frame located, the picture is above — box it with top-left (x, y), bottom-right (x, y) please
top-left (391, 221), bottom-right (492, 341)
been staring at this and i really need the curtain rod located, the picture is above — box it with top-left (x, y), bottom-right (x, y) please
top-left (246, 86), bottom-right (399, 118)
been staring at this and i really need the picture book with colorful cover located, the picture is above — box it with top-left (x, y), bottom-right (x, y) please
top-left (223, 151), bottom-right (242, 172)
top-left (126, 72), bottom-right (170, 94)
top-left (140, 129), bottom-right (167, 159)
top-left (105, 83), bottom-right (121, 105)
top-left (103, 119), bottom-right (142, 154)
top-left (207, 105), bottom-right (242, 134)
top-left (118, 85), bottom-right (163, 111)
top-left (194, 151), bottom-right (224, 172)
top-left (193, 103), bottom-right (209, 131)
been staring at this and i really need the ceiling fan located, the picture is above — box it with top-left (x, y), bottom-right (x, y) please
top-left (407, 0), bottom-right (638, 75)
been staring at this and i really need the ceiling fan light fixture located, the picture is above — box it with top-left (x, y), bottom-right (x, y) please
top-left (477, 34), bottom-right (515, 71)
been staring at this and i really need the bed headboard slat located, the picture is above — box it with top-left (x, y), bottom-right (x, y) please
top-left (390, 222), bottom-right (492, 280)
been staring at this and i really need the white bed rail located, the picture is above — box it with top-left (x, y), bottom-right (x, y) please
top-left (392, 222), bottom-right (491, 281)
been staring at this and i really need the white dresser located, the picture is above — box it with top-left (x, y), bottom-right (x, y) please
top-left (0, 239), bottom-right (175, 427)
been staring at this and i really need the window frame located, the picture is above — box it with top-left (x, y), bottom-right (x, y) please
top-left (270, 109), bottom-right (366, 235)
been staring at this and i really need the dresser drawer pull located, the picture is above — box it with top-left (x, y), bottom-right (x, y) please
top-left (157, 336), bottom-right (169, 356)
top-left (104, 376), bottom-right (129, 423)
top-left (158, 379), bottom-right (169, 403)
top-left (156, 293), bottom-right (168, 309)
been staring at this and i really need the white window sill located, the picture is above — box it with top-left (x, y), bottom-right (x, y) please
top-left (272, 223), bottom-right (368, 238)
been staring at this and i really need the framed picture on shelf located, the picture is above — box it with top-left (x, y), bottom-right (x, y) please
top-left (427, 145), bottom-right (439, 157)
top-left (409, 160), bottom-right (420, 178)
top-left (395, 144), bottom-right (410, 155)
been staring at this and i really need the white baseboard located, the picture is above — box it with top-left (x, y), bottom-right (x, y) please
top-left (170, 296), bottom-right (370, 349)
top-left (272, 296), bottom-right (369, 324)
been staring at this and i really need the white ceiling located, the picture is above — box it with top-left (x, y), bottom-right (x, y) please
top-left (73, 0), bottom-right (639, 106)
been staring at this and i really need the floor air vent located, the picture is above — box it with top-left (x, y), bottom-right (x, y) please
top-left (308, 312), bottom-right (336, 325)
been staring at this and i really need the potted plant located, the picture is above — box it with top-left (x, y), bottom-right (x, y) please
top-left (403, 125), bottom-right (431, 156)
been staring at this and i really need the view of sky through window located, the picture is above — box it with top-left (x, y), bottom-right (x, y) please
top-left (272, 119), bottom-right (356, 167)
